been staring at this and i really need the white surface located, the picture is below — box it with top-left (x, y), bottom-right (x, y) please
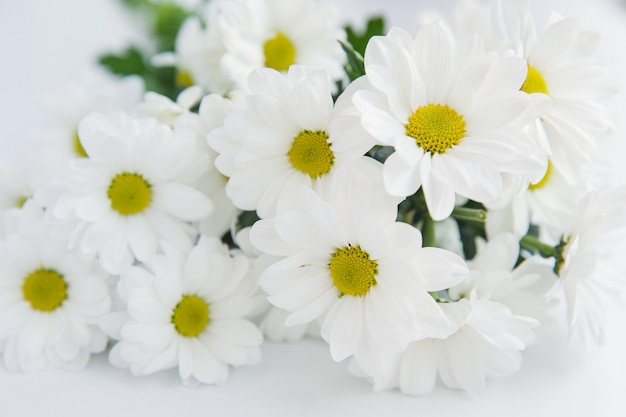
top-left (1, 1), bottom-right (626, 416)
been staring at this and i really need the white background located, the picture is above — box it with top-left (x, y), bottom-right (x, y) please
top-left (1, 1), bottom-right (626, 416)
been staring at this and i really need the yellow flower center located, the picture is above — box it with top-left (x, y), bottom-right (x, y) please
top-left (288, 130), bottom-right (334, 178)
top-left (15, 196), bottom-right (28, 208)
top-left (406, 104), bottom-right (466, 154)
top-left (171, 295), bottom-right (210, 337)
top-left (263, 32), bottom-right (296, 71)
top-left (329, 245), bottom-right (378, 297)
top-left (176, 69), bottom-right (194, 88)
top-left (22, 269), bottom-right (68, 312)
top-left (520, 65), bottom-right (549, 95)
top-left (73, 130), bottom-right (88, 158)
top-left (529, 161), bottom-right (553, 190)
top-left (107, 172), bottom-right (152, 216)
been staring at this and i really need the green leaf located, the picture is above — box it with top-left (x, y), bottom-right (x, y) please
top-left (339, 40), bottom-right (365, 82)
top-left (99, 47), bottom-right (147, 76)
top-left (152, 2), bottom-right (190, 52)
top-left (345, 16), bottom-right (385, 56)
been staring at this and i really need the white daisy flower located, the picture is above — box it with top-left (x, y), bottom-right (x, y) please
top-left (352, 21), bottom-right (548, 221)
top-left (27, 70), bottom-right (144, 177)
top-left (557, 188), bottom-right (626, 344)
top-left (135, 86), bottom-right (204, 128)
top-left (0, 201), bottom-right (111, 372)
top-left (481, 0), bottom-right (615, 179)
top-left (208, 65), bottom-right (378, 218)
top-left (0, 158), bottom-right (34, 229)
top-left (52, 112), bottom-right (213, 274)
top-left (250, 184), bottom-right (468, 376)
top-left (217, 0), bottom-right (346, 92)
top-left (368, 233), bottom-right (552, 396)
top-left (104, 236), bottom-right (263, 386)
top-left (486, 161), bottom-right (590, 238)
top-left (153, 4), bottom-right (234, 94)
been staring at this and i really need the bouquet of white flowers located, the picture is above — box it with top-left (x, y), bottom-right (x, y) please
top-left (1, 0), bottom-right (625, 398)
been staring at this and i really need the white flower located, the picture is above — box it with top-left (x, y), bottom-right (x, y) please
top-left (0, 201), bottom-right (111, 372)
top-left (153, 5), bottom-right (234, 94)
top-left (486, 161), bottom-right (590, 238)
top-left (478, 0), bottom-right (614, 179)
top-left (217, 0), bottom-right (346, 91)
top-left (209, 65), bottom-right (378, 218)
top-left (104, 236), bottom-right (263, 386)
top-left (352, 22), bottom-right (548, 220)
top-left (52, 112), bottom-right (213, 274)
top-left (27, 70), bottom-right (144, 178)
top-left (557, 188), bottom-right (626, 344)
top-left (0, 159), bottom-right (34, 232)
top-left (250, 184), bottom-right (467, 376)
top-left (135, 86), bottom-right (204, 128)
top-left (367, 234), bottom-right (552, 396)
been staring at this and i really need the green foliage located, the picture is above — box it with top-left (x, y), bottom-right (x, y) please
top-left (345, 16), bottom-right (385, 56)
top-left (153, 2), bottom-right (190, 52)
top-left (339, 40), bottom-right (365, 82)
top-left (99, 47), bottom-right (179, 99)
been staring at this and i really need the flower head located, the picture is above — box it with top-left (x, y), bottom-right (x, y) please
top-left (353, 22), bottom-right (547, 220)
top-left (0, 202), bottom-right (111, 372)
top-left (104, 236), bottom-right (262, 386)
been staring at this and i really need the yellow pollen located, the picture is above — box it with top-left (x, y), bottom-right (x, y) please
top-left (406, 104), bottom-right (466, 154)
top-left (521, 65), bottom-right (549, 95)
top-left (176, 69), bottom-right (194, 88)
top-left (263, 32), bottom-right (296, 71)
top-left (107, 172), bottom-right (152, 216)
top-left (171, 295), bottom-right (210, 337)
top-left (288, 130), bottom-right (334, 178)
top-left (15, 196), bottom-right (28, 208)
top-left (529, 161), bottom-right (553, 190)
top-left (73, 130), bottom-right (88, 158)
top-left (22, 269), bottom-right (68, 312)
top-left (329, 245), bottom-right (378, 297)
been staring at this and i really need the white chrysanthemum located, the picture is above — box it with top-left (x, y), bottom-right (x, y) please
top-left (487, 162), bottom-right (590, 237)
top-left (103, 236), bottom-right (263, 386)
top-left (0, 202), bottom-right (111, 372)
top-left (557, 188), bottom-right (626, 344)
top-left (474, 0), bottom-right (614, 179)
top-left (27, 70), bottom-right (144, 177)
top-left (368, 234), bottom-right (552, 396)
top-left (209, 65), bottom-right (378, 218)
top-left (250, 185), bottom-right (467, 375)
top-left (352, 22), bottom-right (548, 221)
top-left (52, 112), bottom-right (213, 274)
top-left (175, 94), bottom-right (240, 237)
top-left (153, 5), bottom-right (234, 94)
top-left (217, 0), bottom-right (346, 91)
top-left (135, 86), bottom-right (204, 128)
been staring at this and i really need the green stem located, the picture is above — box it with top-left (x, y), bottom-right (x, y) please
top-left (519, 235), bottom-right (557, 258)
top-left (451, 207), bottom-right (487, 223)
top-left (422, 213), bottom-right (436, 247)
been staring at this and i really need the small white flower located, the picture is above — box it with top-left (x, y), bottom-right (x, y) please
top-left (27, 70), bottom-right (144, 177)
top-left (475, 0), bottom-right (615, 179)
top-left (365, 233), bottom-right (554, 396)
top-left (53, 112), bottom-right (213, 274)
top-left (209, 65), bottom-right (378, 218)
top-left (352, 22), bottom-right (548, 220)
top-left (558, 188), bottom-right (626, 344)
top-left (0, 159), bottom-right (34, 231)
top-left (0, 202), bottom-right (111, 372)
top-left (250, 184), bottom-right (467, 375)
top-left (104, 236), bottom-right (263, 386)
top-left (217, 0), bottom-right (346, 91)
top-left (135, 86), bottom-right (204, 128)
